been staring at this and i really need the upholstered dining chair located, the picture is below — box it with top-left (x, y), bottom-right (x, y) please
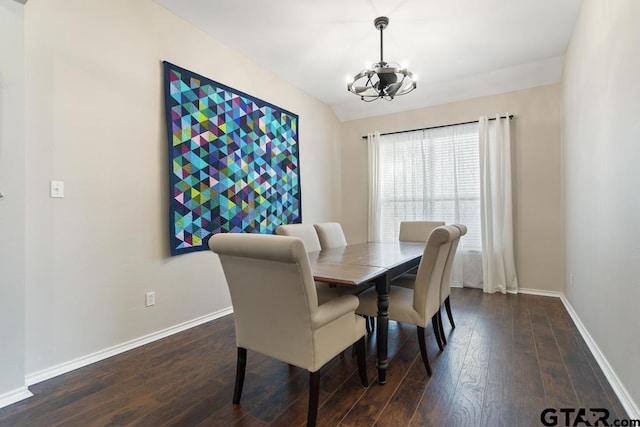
top-left (313, 222), bottom-right (348, 249)
top-left (397, 221), bottom-right (446, 277)
top-left (275, 223), bottom-right (322, 252)
top-left (275, 223), bottom-right (346, 305)
top-left (393, 222), bottom-right (467, 347)
top-left (439, 224), bottom-right (467, 344)
top-left (398, 220), bottom-right (446, 243)
top-left (395, 220), bottom-right (446, 334)
top-left (356, 225), bottom-right (460, 375)
top-left (314, 221), bottom-right (375, 333)
top-left (312, 223), bottom-right (354, 290)
top-left (209, 233), bottom-right (368, 427)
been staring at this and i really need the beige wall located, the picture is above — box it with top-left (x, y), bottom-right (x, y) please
top-left (341, 84), bottom-right (564, 292)
top-left (563, 0), bottom-right (640, 413)
top-left (0, 0), bottom-right (27, 400)
top-left (23, 0), bottom-right (342, 376)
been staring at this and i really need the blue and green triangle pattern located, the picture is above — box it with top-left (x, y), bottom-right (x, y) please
top-left (163, 62), bottom-right (301, 256)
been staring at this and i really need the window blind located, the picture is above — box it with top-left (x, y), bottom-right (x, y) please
top-left (376, 122), bottom-right (481, 251)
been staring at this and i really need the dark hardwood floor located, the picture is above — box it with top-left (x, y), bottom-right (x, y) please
top-left (0, 288), bottom-right (627, 426)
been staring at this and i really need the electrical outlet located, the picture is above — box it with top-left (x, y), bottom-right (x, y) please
top-left (145, 291), bottom-right (155, 307)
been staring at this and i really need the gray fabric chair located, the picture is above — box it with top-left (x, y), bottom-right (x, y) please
top-left (356, 225), bottom-right (460, 375)
top-left (210, 233), bottom-right (368, 427)
top-left (313, 222), bottom-right (348, 249)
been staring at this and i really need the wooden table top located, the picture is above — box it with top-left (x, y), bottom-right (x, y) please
top-left (308, 242), bottom-right (424, 286)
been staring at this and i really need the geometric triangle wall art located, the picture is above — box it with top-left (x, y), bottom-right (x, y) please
top-left (162, 61), bottom-right (301, 256)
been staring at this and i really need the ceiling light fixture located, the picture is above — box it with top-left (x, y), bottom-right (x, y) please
top-left (347, 16), bottom-right (417, 102)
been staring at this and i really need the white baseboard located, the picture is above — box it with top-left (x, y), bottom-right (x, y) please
top-left (0, 386), bottom-right (33, 409)
top-left (558, 294), bottom-right (639, 419)
top-left (517, 287), bottom-right (563, 298)
top-left (25, 307), bottom-right (233, 387)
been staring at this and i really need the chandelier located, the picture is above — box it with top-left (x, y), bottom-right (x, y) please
top-left (347, 16), bottom-right (417, 101)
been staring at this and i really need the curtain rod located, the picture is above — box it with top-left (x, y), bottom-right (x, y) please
top-left (360, 114), bottom-right (515, 139)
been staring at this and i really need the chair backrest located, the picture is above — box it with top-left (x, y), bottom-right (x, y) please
top-left (440, 224), bottom-right (468, 302)
top-left (275, 223), bottom-right (322, 252)
top-left (209, 233), bottom-right (319, 367)
top-left (399, 221), bottom-right (446, 242)
top-left (412, 225), bottom-right (460, 320)
top-left (314, 222), bottom-right (347, 249)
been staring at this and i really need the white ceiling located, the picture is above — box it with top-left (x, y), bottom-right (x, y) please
top-left (154, 0), bottom-right (583, 122)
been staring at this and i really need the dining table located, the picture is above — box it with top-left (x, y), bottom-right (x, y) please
top-left (307, 241), bottom-right (425, 384)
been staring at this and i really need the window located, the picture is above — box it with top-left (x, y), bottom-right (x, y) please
top-left (374, 122), bottom-right (481, 252)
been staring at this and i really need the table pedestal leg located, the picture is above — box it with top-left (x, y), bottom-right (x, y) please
top-left (375, 276), bottom-right (389, 384)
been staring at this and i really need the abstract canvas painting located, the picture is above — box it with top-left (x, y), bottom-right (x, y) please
top-left (163, 62), bottom-right (301, 256)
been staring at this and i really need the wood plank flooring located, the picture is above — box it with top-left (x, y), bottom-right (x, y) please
top-left (0, 288), bottom-right (627, 426)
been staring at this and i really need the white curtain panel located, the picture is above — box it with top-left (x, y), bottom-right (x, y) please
top-left (479, 115), bottom-right (519, 294)
top-left (367, 132), bottom-right (381, 242)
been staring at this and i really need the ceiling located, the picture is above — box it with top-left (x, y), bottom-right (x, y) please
top-left (154, 0), bottom-right (583, 122)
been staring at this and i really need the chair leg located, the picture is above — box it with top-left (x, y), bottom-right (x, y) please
top-left (233, 347), bottom-right (247, 404)
top-left (417, 326), bottom-right (432, 376)
top-left (307, 370), bottom-right (320, 427)
top-left (445, 296), bottom-right (455, 329)
top-left (438, 309), bottom-right (447, 346)
top-left (432, 314), bottom-right (444, 352)
top-left (354, 336), bottom-right (369, 387)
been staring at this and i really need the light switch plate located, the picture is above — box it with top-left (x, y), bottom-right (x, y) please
top-left (50, 180), bottom-right (64, 198)
top-left (145, 291), bottom-right (156, 307)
